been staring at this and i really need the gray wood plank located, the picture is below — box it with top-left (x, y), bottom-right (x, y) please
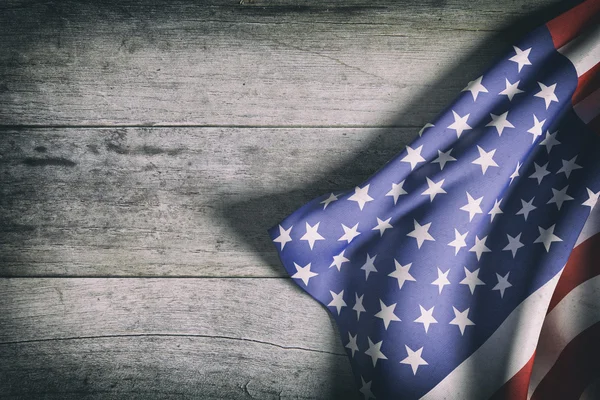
top-left (0, 337), bottom-right (356, 399)
top-left (0, 277), bottom-right (357, 399)
top-left (0, 0), bottom-right (564, 127)
top-left (0, 278), bottom-right (340, 351)
top-left (0, 126), bottom-right (415, 277)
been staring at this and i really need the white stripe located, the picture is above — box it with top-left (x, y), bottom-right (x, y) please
top-left (525, 206), bottom-right (600, 396)
top-left (558, 23), bottom-right (600, 77)
top-left (576, 203), bottom-right (600, 246)
top-left (573, 87), bottom-right (600, 123)
top-left (527, 274), bottom-right (600, 398)
top-left (422, 271), bottom-right (563, 400)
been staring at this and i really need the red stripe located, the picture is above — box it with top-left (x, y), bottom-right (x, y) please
top-left (489, 353), bottom-right (535, 400)
top-left (588, 113), bottom-right (600, 135)
top-left (492, 232), bottom-right (600, 398)
top-left (573, 62), bottom-right (600, 105)
top-left (546, 0), bottom-right (600, 49)
top-left (547, 233), bottom-right (600, 312)
top-left (530, 322), bottom-right (600, 400)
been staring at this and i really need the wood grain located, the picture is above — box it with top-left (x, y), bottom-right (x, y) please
top-left (0, 0), bottom-right (566, 127)
top-left (1, 337), bottom-right (357, 399)
top-left (0, 277), bottom-right (357, 399)
top-left (0, 278), bottom-right (342, 355)
top-left (0, 126), bottom-right (415, 277)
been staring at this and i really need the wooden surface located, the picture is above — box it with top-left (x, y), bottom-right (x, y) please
top-left (0, 279), bottom-right (355, 399)
top-left (0, 0), bottom-right (568, 398)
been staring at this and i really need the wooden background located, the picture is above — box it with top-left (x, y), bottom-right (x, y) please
top-left (0, 0), bottom-right (573, 398)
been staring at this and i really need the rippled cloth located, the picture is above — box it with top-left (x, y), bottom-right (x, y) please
top-left (269, 1), bottom-right (600, 398)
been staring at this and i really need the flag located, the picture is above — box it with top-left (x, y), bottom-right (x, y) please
top-left (268, 1), bottom-right (600, 398)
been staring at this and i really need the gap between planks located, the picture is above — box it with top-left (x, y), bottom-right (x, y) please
top-left (0, 124), bottom-right (422, 129)
top-left (0, 275), bottom-right (290, 279)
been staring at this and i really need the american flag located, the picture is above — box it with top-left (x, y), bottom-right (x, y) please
top-left (269, 1), bottom-right (600, 399)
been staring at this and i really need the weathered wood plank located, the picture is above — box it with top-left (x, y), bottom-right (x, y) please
top-left (0, 126), bottom-right (415, 277)
top-left (0, 0), bottom-right (564, 126)
top-left (0, 278), bottom-right (339, 350)
top-left (0, 277), bottom-right (357, 399)
top-left (0, 338), bottom-right (356, 399)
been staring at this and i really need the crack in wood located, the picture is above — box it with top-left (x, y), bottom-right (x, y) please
top-left (21, 157), bottom-right (77, 167)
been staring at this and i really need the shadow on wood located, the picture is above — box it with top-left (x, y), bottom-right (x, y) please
top-left (216, 0), bottom-right (575, 274)
top-left (214, 0), bottom-right (579, 396)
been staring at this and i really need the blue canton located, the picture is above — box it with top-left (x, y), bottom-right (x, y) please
top-left (269, 24), bottom-right (600, 399)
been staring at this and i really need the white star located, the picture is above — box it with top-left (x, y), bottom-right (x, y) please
top-left (448, 110), bottom-right (472, 138)
top-left (499, 78), bottom-right (524, 101)
top-left (489, 198), bottom-right (503, 222)
top-left (469, 235), bottom-right (491, 261)
top-left (401, 145), bottom-right (426, 170)
top-left (472, 146), bottom-right (499, 175)
top-left (529, 162), bottom-right (550, 185)
top-left (353, 293), bottom-right (366, 321)
top-left (330, 249), bottom-right (350, 271)
top-left (583, 188), bottom-right (600, 209)
top-left (372, 217), bottom-right (393, 236)
top-left (400, 345), bottom-right (429, 375)
top-left (450, 307), bottom-right (475, 335)
top-left (460, 267), bottom-right (485, 294)
top-left (348, 185), bottom-right (374, 210)
top-left (509, 161), bottom-right (522, 185)
top-left (517, 197), bottom-right (537, 221)
top-left (503, 233), bottom-right (524, 258)
top-left (419, 123), bottom-right (435, 136)
top-left (359, 377), bottom-right (375, 400)
top-left (486, 112), bottom-right (514, 136)
top-left (421, 177), bottom-right (447, 202)
top-left (534, 82), bottom-right (559, 109)
top-left (547, 185), bottom-right (574, 210)
top-left (460, 192), bottom-right (483, 221)
top-left (273, 225), bottom-right (292, 250)
top-left (388, 260), bottom-right (416, 289)
top-left (361, 253), bottom-right (378, 280)
top-left (432, 148), bottom-right (456, 170)
top-left (327, 290), bottom-right (347, 315)
top-left (534, 224), bottom-right (563, 252)
top-left (407, 219), bottom-right (435, 248)
top-left (346, 332), bottom-right (359, 357)
top-left (291, 262), bottom-right (318, 286)
top-left (431, 268), bottom-right (451, 294)
top-left (375, 300), bottom-right (401, 330)
top-left (339, 223), bottom-right (361, 243)
top-left (557, 156), bottom-right (582, 178)
top-left (414, 305), bottom-right (437, 333)
top-left (493, 272), bottom-right (512, 298)
top-left (365, 337), bottom-right (387, 367)
top-left (386, 180), bottom-right (407, 205)
top-left (509, 46), bottom-right (532, 72)
top-left (540, 130), bottom-right (561, 154)
top-left (527, 115), bottom-right (546, 143)
top-left (462, 75), bottom-right (488, 101)
top-left (448, 229), bottom-right (468, 255)
top-left (320, 193), bottom-right (339, 210)
top-left (300, 222), bottom-right (325, 250)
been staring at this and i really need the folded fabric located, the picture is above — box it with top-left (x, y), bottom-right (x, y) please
top-left (269, 1), bottom-right (600, 398)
